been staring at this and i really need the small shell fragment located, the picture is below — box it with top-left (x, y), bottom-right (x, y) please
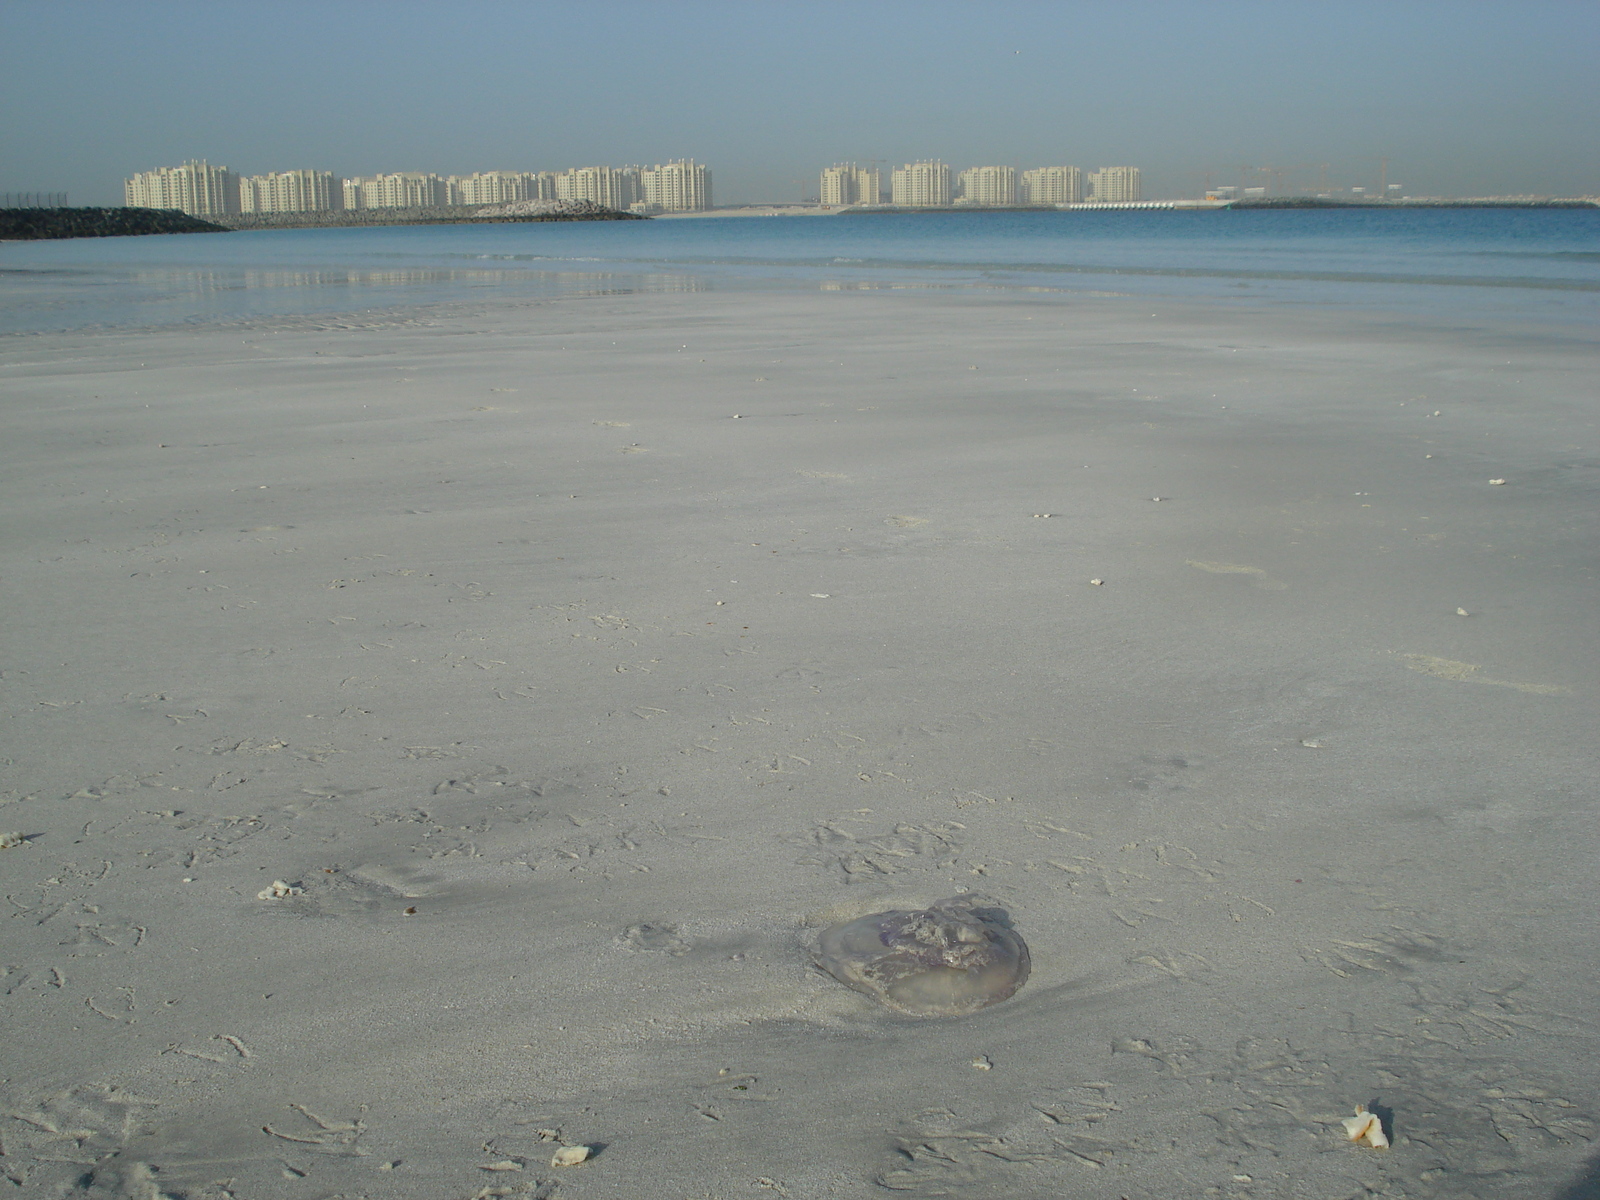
top-left (1342, 1106), bottom-right (1390, 1149)
top-left (1456, 607), bottom-right (1469, 617)
top-left (971, 1055), bottom-right (994, 1071)
top-left (257, 880), bottom-right (304, 900)
top-left (551, 1145), bottom-right (591, 1167)
top-left (0, 831), bottom-right (25, 849)
top-left (1089, 578), bottom-right (1104, 586)
top-left (1489, 479), bottom-right (1506, 486)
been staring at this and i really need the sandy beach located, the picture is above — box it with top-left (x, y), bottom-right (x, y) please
top-left (1, 288), bottom-right (1596, 1199)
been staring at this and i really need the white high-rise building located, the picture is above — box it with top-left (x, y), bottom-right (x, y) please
top-left (124, 160), bottom-right (240, 216)
top-left (956, 165), bottom-right (1017, 206)
top-left (891, 161), bottom-right (953, 207)
top-left (819, 163), bottom-right (882, 207)
top-left (238, 170), bottom-right (340, 214)
top-left (554, 166), bottom-right (642, 210)
top-left (1020, 166), bottom-right (1084, 205)
top-left (1087, 166), bottom-right (1142, 203)
top-left (639, 160), bottom-right (712, 211)
top-left (449, 171), bottom-right (548, 206)
top-left (342, 173), bottom-right (451, 209)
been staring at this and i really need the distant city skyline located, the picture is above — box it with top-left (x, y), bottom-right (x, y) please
top-left (4, 1), bottom-right (1597, 205)
top-left (124, 160), bottom-right (714, 216)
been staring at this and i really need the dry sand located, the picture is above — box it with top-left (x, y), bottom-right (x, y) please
top-left (1, 290), bottom-right (1596, 1199)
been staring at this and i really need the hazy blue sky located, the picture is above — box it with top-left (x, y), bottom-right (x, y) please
top-left (3, 0), bottom-right (1596, 204)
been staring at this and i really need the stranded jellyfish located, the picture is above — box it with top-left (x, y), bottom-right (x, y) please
top-left (815, 895), bottom-right (1030, 1017)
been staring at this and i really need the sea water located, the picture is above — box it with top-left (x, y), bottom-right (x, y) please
top-left (1, 207), bottom-right (1596, 335)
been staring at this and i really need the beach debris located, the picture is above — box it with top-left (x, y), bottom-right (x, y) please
top-left (1457, 607), bottom-right (1470, 616)
top-left (481, 1160), bottom-right (524, 1172)
top-left (1089, 578), bottom-right (1104, 586)
top-left (257, 879), bottom-right (304, 900)
top-left (971, 1055), bottom-right (994, 1071)
top-left (1489, 479), bottom-right (1506, 485)
top-left (1299, 738), bottom-right (1324, 749)
top-left (810, 593), bottom-right (830, 598)
top-left (1341, 1105), bottom-right (1390, 1149)
top-left (814, 895), bottom-right (1030, 1017)
top-left (1031, 513), bottom-right (1054, 518)
top-left (551, 1145), bottom-right (592, 1167)
top-left (0, 831), bottom-right (26, 849)
top-left (1151, 496), bottom-right (1164, 502)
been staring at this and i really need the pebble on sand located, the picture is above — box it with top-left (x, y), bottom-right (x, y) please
top-left (551, 1145), bottom-right (592, 1167)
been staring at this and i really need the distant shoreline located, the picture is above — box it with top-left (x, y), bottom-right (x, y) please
top-left (663, 199), bottom-right (1599, 218)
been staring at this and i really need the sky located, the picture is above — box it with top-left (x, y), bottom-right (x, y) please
top-left (2, 0), bottom-right (1597, 205)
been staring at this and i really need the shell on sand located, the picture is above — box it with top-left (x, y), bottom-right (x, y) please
top-left (1342, 1106), bottom-right (1390, 1149)
top-left (814, 895), bottom-right (1030, 1018)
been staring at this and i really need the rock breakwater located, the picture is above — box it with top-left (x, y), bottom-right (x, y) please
top-left (0, 207), bottom-right (229, 240)
top-left (212, 199), bottom-right (643, 230)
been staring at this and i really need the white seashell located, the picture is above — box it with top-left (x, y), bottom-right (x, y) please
top-left (0, 832), bottom-right (25, 849)
top-left (551, 1145), bottom-right (591, 1167)
top-left (1457, 607), bottom-right (1469, 616)
top-left (257, 880), bottom-right (304, 900)
top-left (1089, 578), bottom-right (1104, 586)
top-left (1341, 1106), bottom-right (1390, 1149)
top-left (1489, 479), bottom-right (1506, 485)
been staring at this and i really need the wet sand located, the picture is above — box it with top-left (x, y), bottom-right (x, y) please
top-left (1, 289), bottom-right (1596, 1198)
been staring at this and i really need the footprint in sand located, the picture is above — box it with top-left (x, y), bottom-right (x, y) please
top-left (1186, 560), bottom-right (1288, 590)
top-left (1399, 653), bottom-right (1570, 695)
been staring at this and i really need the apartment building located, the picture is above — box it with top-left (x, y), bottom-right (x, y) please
top-left (449, 171), bottom-right (554, 206)
top-left (819, 163), bottom-right (882, 207)
top-left (1020, 165), bottom-right (1083, 205)
top-left (124, 160), bottom-right (239, 216)
top-left (890, 161), bottom-right (953, 207)
top-left (956, 165), bottom-right (1018, 206)
top-left (238, 169), bottom-right (339, 214)
top-left (342, 173), bottom-right (452, 210)
top-left (553, 166), bottom-right (640, 210)
top-left (1087, 166), bottom-right (1142, 203)
top-left (640, 160), bottom-right (713, 211)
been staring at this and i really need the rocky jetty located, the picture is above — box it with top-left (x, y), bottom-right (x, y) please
top-left (0, 207), bottom-right (229, 240)
top-left (212, 199), bottom-right (644, 231)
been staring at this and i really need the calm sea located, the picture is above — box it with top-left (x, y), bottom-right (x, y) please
top-left (1, 207), bottom-right (1597, 335)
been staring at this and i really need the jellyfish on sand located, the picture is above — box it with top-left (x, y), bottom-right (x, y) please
top-left (815, 895), bottom-right (1030, 1017)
